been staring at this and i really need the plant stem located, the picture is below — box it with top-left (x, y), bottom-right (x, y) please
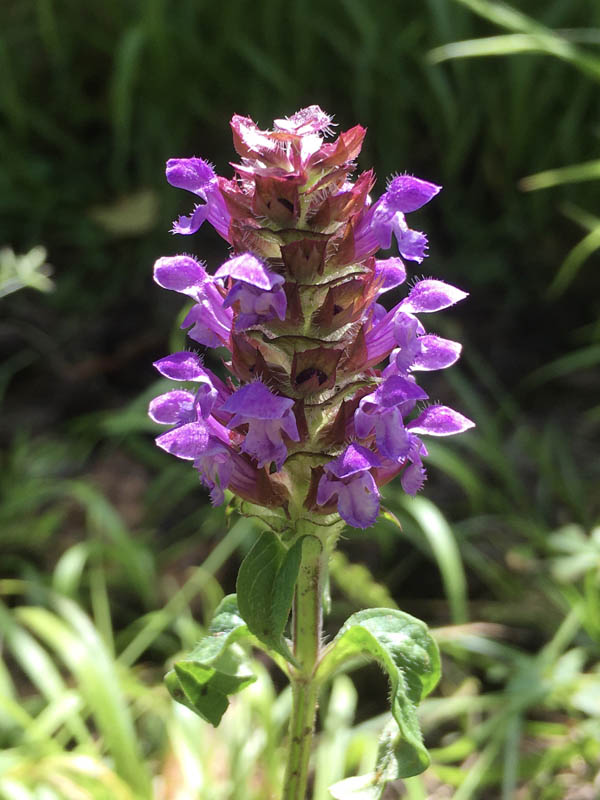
top-left (282, 535), bottom-right (325, 800)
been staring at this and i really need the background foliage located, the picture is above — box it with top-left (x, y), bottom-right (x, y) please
top-left (1, 0), bottom-right (600, 797)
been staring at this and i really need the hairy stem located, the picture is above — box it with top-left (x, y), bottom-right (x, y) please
top-left (282, 534), bottom-right (326, 800)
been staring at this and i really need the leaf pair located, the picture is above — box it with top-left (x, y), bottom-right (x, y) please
top-left (166, 531), bottom-right (303, 724)
top-left (166, 532), bottom-right (441, 798)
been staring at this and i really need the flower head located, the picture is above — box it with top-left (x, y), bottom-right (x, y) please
top-left (151, 105), bottom-right (473, 525)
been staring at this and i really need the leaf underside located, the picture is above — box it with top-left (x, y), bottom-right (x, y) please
top-left (165, 595), bottom-right (256, 726)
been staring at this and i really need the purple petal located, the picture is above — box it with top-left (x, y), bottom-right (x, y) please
top-left (280, 408), bottom-right (300, 442)
top-left (221, 381), bottom-right (294, 420)
top-left (392, 312), bottom-right (423, 372)
top-left (375, 257), bottom-right (406, 293)
top-left (215, 253), bottom-right (284, 290)
top-left (269, 287), bottom-right (287, 321)
top-left (166, 158), bottom-right (216, 194)
top-left (401, 461), bottom-right (426, 495)
top-left (171, 206), bottom-right (209, 236)
top-left (181, 306), bottom-right (226, 348)
top-left (378, 375), bottom-right (428, 408)
top-left (153, 351), bottom-right (208, 382)
top-left (153, 255), bottom-right (207, 294)
top-left (401, 280), bottom-right (468, 314)
top-left (242, 420), bottom-right (287, 470)
top-left (407, 405), bottom-right (475, 436)
top-left (155, 422), bottom-right (209, 460)
top-left (148, 391), bottom-right (195, 425)
top-left (337, 471), bottom-right (380, 529)
top-left (316, 475), bottom-right (340, 507)
top-left (385, 175), bottom-right (442, 213)
top-left (326, 443), bottom-right (381, 479)
top-left (195, 441), bottom-right (234, 506)
top-left (412, 336), bottom-right (462, 371)
top-left (354, 404), bottom-right (375, 439)
top-left (393, 221), bottom-right (429, 263)
top-left (375, 409), bottom-right (411, 461)
top-left (234, 312), bottom-right (262, 331)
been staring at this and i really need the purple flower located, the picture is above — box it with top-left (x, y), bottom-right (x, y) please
top-left (396, 404), bottom-right (475, 495)
top-left (153, 351), bottom-right (228, 414)
top-left (166, 157), bottom-right (232, 240)
top-left (354, 376), bottom-right (428, 461)
top-left (153, 255), bottom-right (232, 347)
top-left (364, 279), bottom-right (467, 370)
top-left (354, 175), bottom-right (441, 262)
top-left (149, 381), bottom-right (239, 505)
top-left (194, 440), bottom-right (235, 506)
top-left (149, 390), bottom-right (230, 459)
top-left (221, 381), bottom-right (300, 470)
top-left (317, 444), bottom-right (381, 529)
top-left (215, 253), bottom-right (287, 331)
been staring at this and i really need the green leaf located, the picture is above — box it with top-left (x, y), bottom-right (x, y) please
top-left (329, 719), bottom-right (412, 799)
top-left (236, 530), bottom-right (303, 662)
top-left (318, 608), bottom-right (440, 781)
top-left (165, 595), bottom-right (256, 726)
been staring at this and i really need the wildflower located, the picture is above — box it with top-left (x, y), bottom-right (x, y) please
top-left (215, 253), bottom-right (287, 330)
top-left (150, 106), bottom-right (474, 527)
top-left (354, 375), bottom-right (428, 461)
top-left (153, 255), bottom-right (232, 346)
top-left (221, 381), bottom-right (300, 471)
top-left (317, 444), bottom-right (381, 529)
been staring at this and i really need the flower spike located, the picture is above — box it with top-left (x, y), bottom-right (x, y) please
top-left (150, 106), bottom-right (473, 525)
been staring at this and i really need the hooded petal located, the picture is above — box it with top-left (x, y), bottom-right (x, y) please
top-left (215, 253), bottom-right (284, 291)
top-left (153, 351), bottom-right (209, 382)
top-left (401, 279), bottom-right (468, 313)
top-left (407, 405), bottom-right (475, 436)
top-left (325, 443), bottom-right (381, 479)
top-left (378, 375), bottom-right (428, 408)
top-left (412, 335), bottom-right (462, 371)
top-left (385, 175), bottom-right (442, 213)
top-left (153, 255), bottom-right (208, 295)
top-left (221, 381), bottom-right (294, 421)
top-left (274, 105), bottom-right (334, 136)
top-left (166, 158), bottom-right (216, 194)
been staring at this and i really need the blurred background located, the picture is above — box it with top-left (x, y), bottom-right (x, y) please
top-left (1, 0), bottom-right (600, 797)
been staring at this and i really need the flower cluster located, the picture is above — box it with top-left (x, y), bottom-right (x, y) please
top-left (150, 106), bottom-right (473, 529)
